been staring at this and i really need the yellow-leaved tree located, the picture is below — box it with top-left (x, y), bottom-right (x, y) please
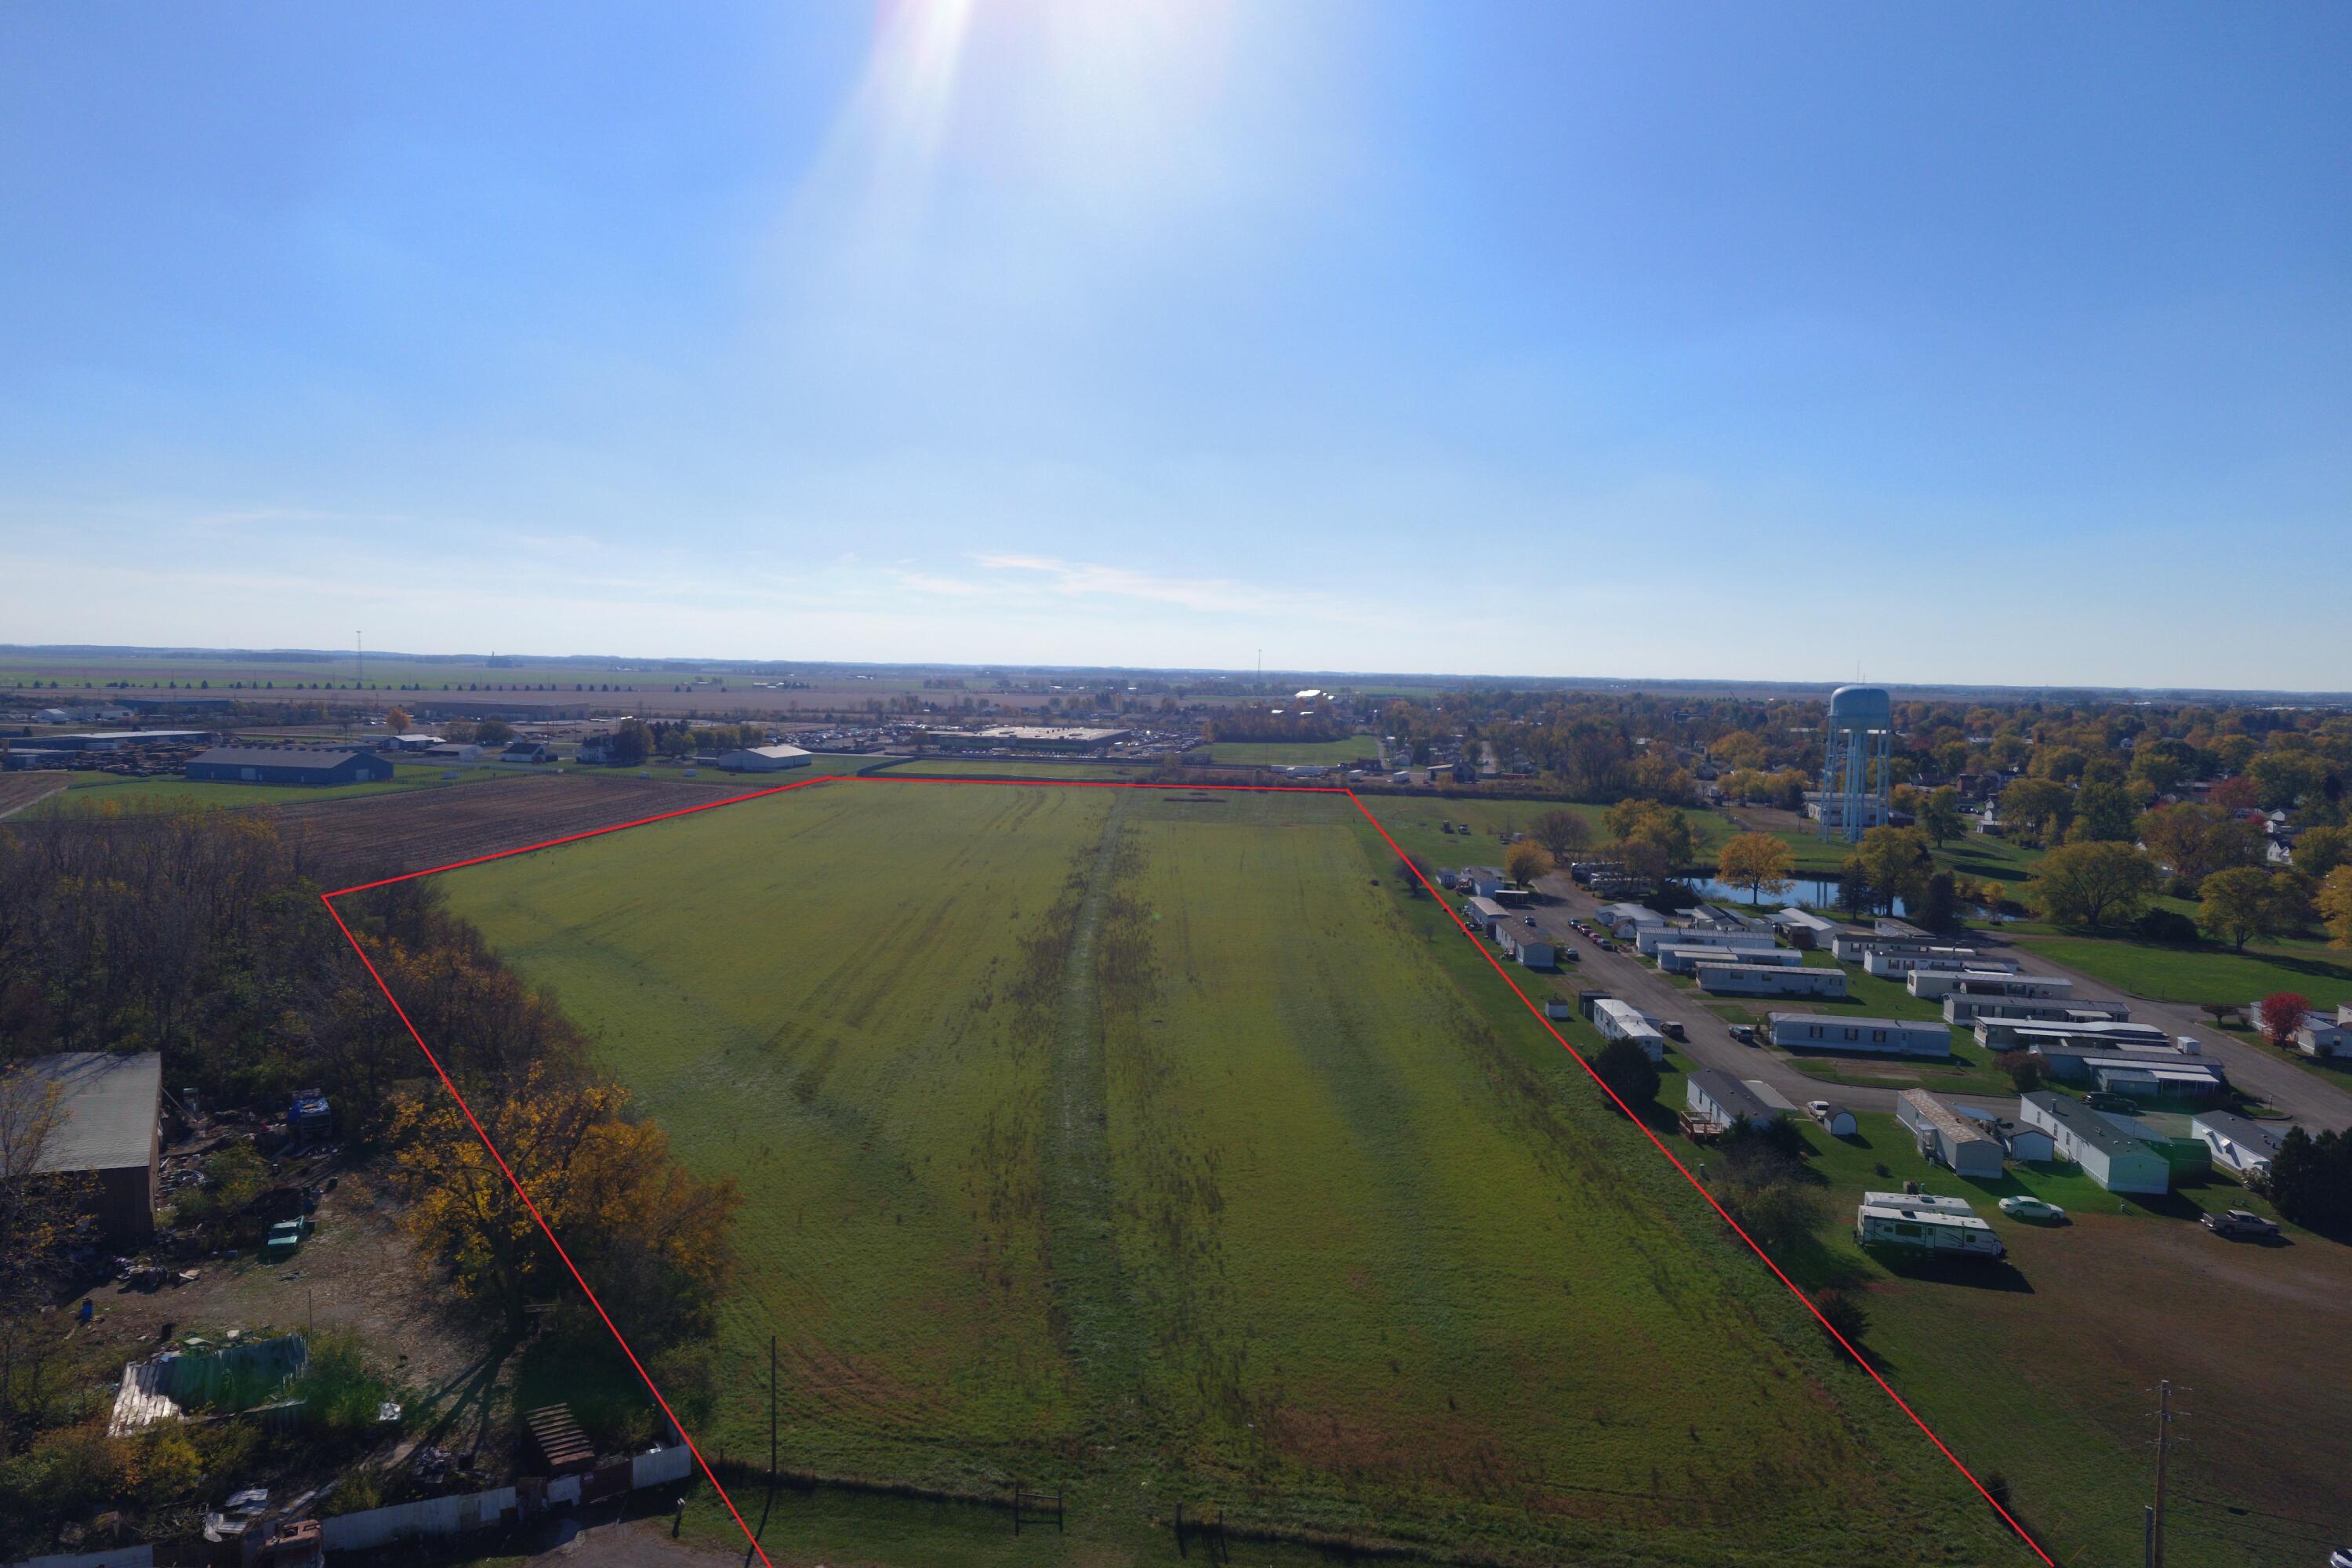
top-left (390, 1062), bottom-right (739, 1346)
top-left (1715, 832), bottom-right (1796, 906)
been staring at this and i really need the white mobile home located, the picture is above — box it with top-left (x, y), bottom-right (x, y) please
top-left (1656, 945), bottom-right (1801, 975)
top-left (1595, 902), bottom-right (1666, 936)
top-left (1897, 1090), bottom-right (2005, 1179)
top-left (1770, 908), bottom-right (1841, 949)
top-left (1854, 1195), bottom-right (2005, 1258)
top-left (1497, 928), bottom-right (1555, 969)
top-left (2190, 1111), bottom-right (2288, 1182)
top-left (1634, 925), bottom-right (1779, 958)
top-left (1458, 866), bottom-right (1508, 898)
top-left (1944, 996), bottom-right (2131, 1026)
top-left (1593, 1000), bottom-right (1665, 1062)
top-left (1768, 1012), bottom-right (1951, 1058)
top-left (1685, 1069), bottom-right (1783, 1131)
top-left (1974, 1018), bottom-right (2169, 1052)
top-left (2295, 1011), bottom-right (2352, 1058)
top-left (1864, 949), bottom-right (2018, 980)
top-left (1697, 963), bottom-right (1849, 999)
top-left (1460, 897), bottom-right (1508, 934)
top-left (1907, 970), bottom-right (2071, 1003)
top-left (2018, 1093), bottom-right (2171, 1194)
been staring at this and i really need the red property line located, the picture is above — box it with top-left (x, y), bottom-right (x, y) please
top-left (321, 770), bottom-right (2049, 1565)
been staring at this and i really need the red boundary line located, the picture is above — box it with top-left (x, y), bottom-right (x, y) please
top-left (321, 770), bottom-right (2051, 1565)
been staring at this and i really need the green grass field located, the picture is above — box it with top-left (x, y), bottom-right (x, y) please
top-left (1200, 737), bottom-right (1377, 766)
top-left (2009, 931), bottom-right (2352, 1012)
top-left (22, 760), bottom-right (515, 815)
top-left (431, 780), bottom-right (2022, 1566)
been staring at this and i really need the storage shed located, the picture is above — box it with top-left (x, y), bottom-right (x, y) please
top-left (7, 1052), bottom-right (162, 1238)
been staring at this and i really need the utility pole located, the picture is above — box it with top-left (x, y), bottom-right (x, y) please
top-left (768, 1333), bottom-right (778, 1479)
top-left (356, 630), bottom-right (365, 689)
top-left (2149, 1379), bottom-right (2172, 1568)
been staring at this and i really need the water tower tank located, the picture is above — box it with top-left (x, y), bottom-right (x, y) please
top-left (1824, 684), bottom-right (1893, 733)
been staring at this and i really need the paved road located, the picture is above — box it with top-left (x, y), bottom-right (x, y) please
top-left (1519, 875), bottom-right (1907, 1116)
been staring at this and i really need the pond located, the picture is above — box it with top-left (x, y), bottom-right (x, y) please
top-left (1677, 873), bottom-right (1909, 917)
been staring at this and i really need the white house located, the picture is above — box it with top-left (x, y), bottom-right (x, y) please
top-left (1685, 1069), bottom-right (1784, 1131)
top-left (2190, 1111), bottom-right (2288, 1184)
top-left (1593, 999), bottom-right (1665, 1062)
top-left (2018, 1093), bottom-right (2172, 1194)
top-left (1496, 927), bottom-right (1555, 969)
top-left (1897, 1090), bottom-right (2005, 1179)
top-left (1767, 1012), bottom-right (1951, 1058)
top-left (1460, 896), bottom-right (1508, 934)
top-left (1770, 908), bottom-right (1841, 949)
top-left (1656, 944), bottom-right (1801, 975)
top-left (1697, 963), bottom-right (1848, 999)
top-left (2294, 1011), bottom-right (2352, 1059)
top-left (1595, 902), bottom-right (1664, 936)
top-left (718, 744), bottom-right (812, 773)
top-left (1634, 925), bottom-right (1779, 958)
top-left (1907, 970), bottom-right (2072, 1003)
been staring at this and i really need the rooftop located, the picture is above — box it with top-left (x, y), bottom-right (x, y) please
top-left (1687, 1069), bottom-right (1775, 1123)
top-left (9, 1051), bottom-right (162, 1174)
top-left (2024, 1091), bottom-right (2162, 1160)
top-left (191, 746), bottom-right (374, 767)
top-left (1899, 1088), bottom-right (1999, 1148)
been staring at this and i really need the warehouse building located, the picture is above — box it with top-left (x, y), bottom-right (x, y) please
top-left (1769, 1011), bottom-right (1951, 1058)
top-left (718, 743), bottom-right (812, 773)
top-left (1697, 962), bottom-right (1847, 998)
top-left (2018, 1093), bottom-right (2172, 1194)
top-left (8, 1052), bottom-right (162, 1239)
top-left (186, 746), bottom-right (396, 787)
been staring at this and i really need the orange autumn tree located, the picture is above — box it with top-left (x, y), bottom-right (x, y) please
top-left (390, 1061), bottom-right (739, 1346)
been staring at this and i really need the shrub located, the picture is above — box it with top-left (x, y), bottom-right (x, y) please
top-left (1812, 1287), bottom-right (1870, 1351)
top-left (1994, 1051), bottom-right (2045, 1093)
top-left (1589, 1038), bottom-right (1661, 1109)
top-left (2132, 907), bottom-right (2199, 943)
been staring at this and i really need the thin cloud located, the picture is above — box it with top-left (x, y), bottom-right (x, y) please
top-left (971, 552), bottom-right (1375, 623)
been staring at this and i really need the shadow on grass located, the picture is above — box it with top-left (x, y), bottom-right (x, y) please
top-left (1872, 1250), bottom-right (2036, 1294)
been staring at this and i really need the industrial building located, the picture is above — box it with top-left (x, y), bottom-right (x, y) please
top-left (2018, 1093), bottom-right (2172, 1194)
top-left (1897, 1089), bottom-right (2005, 1178)
top-left (718, 743), bottom-right (812, 772)
top-left (1697, 962), bottom-right (1848, 998)
top-left (42, 730), bottom-right (212, 751)
top-left (1767, 1011), bottom-right (1951, 1058)
top-left (9, 1052), bottom-right (162, 1238)
top-left (186, 746), bottom-right (397, 787)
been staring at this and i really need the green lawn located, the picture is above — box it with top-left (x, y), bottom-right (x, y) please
top-left (25, 760), bottom-right (513, 815)
top-left (1199, 736), bottom-right (1377, 767)
top-left (2009, 931), bottom-right (2352, 1012)
top-left (430, 782), bottom-right (2020, 1566)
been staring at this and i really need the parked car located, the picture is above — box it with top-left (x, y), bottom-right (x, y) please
top-left (2085, 1092), bottom-right (2136, 1112)
top-left (1595, 938), bottom-right (1617, 951)
top-left (1998, 1196), bottom-right (2067, 1222)
top-left (1523, 915), bottom-right (1538, 927)
top-left (2201, 1209), bottom-right (2280, 1240)
top-left (1729, 1025), bottom-right (1755, 1044)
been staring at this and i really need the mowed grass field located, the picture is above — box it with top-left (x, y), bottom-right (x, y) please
top-left (435, 780), bottom-right (2024, 1566)
top-left (23, 760), bottom-right (519, 815)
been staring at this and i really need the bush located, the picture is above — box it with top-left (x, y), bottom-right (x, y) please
top-left (296, 1332), bottom-right (401, 1443)
top-left (1994, 1051), bottom-right (2045, 1093)
top-left (1589, 1037), bottom-right (1661, 1108)
top-left (1812, 1287), bottom-right (1870, 1351)
top-left (2132, 907), bottom-right (2199, 943)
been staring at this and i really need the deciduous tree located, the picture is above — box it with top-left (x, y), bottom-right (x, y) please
top-left (2198, 866), bottom-right (2284, 951)
top-left (1504, 840), bottom-right (1554, 887)
top-left (2258, 992), bottom-right (2310, 1049)
top-left (383, 706), bottom-right (412, 735)
top-left (1856, 826), bottom-right (1935, 915)
top-left (1716, 832), bottom-right (1796, 905)
top-left (1918, 786), bottom-right (1965, 848)
top-left (1529, 809), bottom-right (1592, 862)
top-left (2028, 841), bottom-right (2161, 929)
top-left (2320, 866), bottom-right (2352, 950)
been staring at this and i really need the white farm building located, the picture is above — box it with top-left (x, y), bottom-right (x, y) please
top-left (719, 744), bottom-right (812, 773)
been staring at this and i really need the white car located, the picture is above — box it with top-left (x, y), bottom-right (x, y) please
top-left (1998, 1196), bottom-right (2066, 1222)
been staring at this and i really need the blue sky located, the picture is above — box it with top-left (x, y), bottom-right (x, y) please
top-left (2, 2), bottom-right (2346, 688)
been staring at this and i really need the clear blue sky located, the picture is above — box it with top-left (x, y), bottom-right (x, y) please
top-left (3, 2), bottom-right (2346, 688)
